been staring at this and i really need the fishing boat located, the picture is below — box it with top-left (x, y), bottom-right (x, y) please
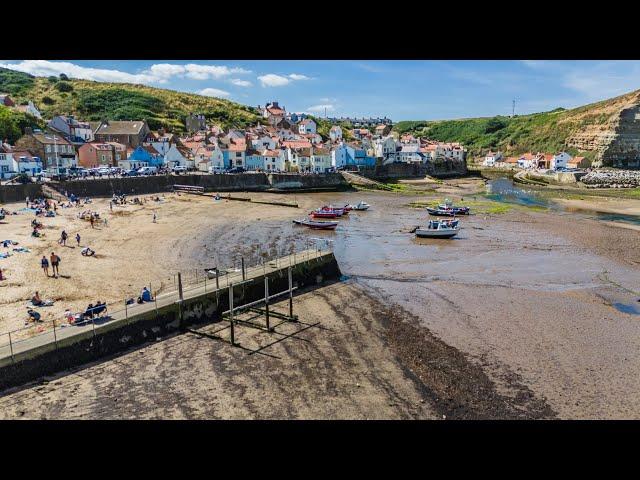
top-left (428, 218), bottom-right (459, 228)
top-left (293, 219), bottom-right (338, 230)
top-left (426, 207), bottom-right (457, 217)
top-left (321, 205), bottom-right (346, 216)
top-left (415, 220), bottom-right (460, 239)
top-left (310, 210), bottom-right (339, 219)
top-left (428, 198), bottom-right (469, 216)
top-left (348, 201), bottom-right (370, 211)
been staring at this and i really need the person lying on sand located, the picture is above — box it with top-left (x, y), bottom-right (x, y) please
top-left (81, 246), bottom-right (95, 257)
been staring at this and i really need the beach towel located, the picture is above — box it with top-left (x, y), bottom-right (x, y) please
top-left (0, 252), bottom-right (12, 259)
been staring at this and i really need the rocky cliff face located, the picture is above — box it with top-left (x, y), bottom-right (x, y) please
top-left (566, 91), bottom-right (640, 168)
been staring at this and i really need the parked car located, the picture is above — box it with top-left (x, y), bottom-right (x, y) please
top-left (122, 169), bottom-right (139, 177)
top-left (138, 166), bottom-right (158, 175)
top-left (97, 167), bottom-right (111, 175)
top-left (227, 167), bottom-right (245, 174)
top-left (208, 165), bottom-right (226, 174)
top-left (172, 165), bottom-right (188, 173)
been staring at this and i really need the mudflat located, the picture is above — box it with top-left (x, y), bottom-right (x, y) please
top-left (1, 182), bottom-right (639, 419)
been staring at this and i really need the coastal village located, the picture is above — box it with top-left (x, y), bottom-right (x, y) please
top-left (0, 97), bottom-right (467, 180)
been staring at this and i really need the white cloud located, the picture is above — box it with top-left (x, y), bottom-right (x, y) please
top-left (258, 74), bottom-right (291, 87)
top-left (307, 104), bottom-right (335, 113)
top-left (0, 60), bottom-right (163, 84)
top-left (230, 78), bottom-right (252, 87)
top-left (198, 88), bottom-right (231, 98)
top-left (258, 73), bottom-right (311, 87)
top-left (182, 64), bottom-right (250, 80)
top-left (0, 60), bottom-right (251, 86)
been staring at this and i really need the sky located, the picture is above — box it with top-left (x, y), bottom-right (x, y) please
top-left (2, 60), bottom-right (640, 121)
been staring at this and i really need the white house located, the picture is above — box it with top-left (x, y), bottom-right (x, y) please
top-left (374, 136), bottom-right (397, 162)
top-left (262, 149), bottom-right (285, 172)
top-left (251, 135), bottom-right (277, 151)
top-left (118, 159), bottom-right (149, 170)
top-left (15, 101), bottom-right (43, 120)
top-left (48, 115), bottom-right (93, 142)
top-left (17, 154), bottom-right (43, 176)
top-left (329, 126), bottom-right (342, 142)
top-left (331, 143), bottom-right (348, 168)
top-left (164, 144), bottom-right (194, 168)
top-left (287, 147), bottom-right (312, 171)
top-left (482, 151), bottom-right (503, 166)
top-left (298, 119), bottom-right (317, 135)
top-left (0, 147), bottom-right (17, 179)
top-left (398, 144), bottom-right (424, 163)
top-left (551, 152), bottom-right (572, 170)
top-left (311, 147), bottom-right (332, 173)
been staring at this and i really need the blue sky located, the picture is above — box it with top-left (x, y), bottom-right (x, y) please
top-left (2, 60), bottom-right (640, 121)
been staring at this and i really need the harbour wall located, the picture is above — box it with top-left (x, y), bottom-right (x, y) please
top-left (47, 173), bottom-right (349, 198)
top-left (358, 160), bottom-right (467, 180)
top-left (0, 183), bottom-right (44, 204)
top-left (0, 253), bottom-right (341, 392)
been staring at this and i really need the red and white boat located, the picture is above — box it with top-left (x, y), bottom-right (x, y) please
top-left (293, 219), bottom-right (338, 230)
top-left (310, 210), bottom-right (339, 219)
top-left (315, 206), bottom-right (346, 216)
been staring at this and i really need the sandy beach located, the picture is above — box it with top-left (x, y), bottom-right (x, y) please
top-left (1, 181), bottom-right (640, 419)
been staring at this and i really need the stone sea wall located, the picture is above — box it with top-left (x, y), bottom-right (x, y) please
top-left (581, 169), bottom-right (640, 188)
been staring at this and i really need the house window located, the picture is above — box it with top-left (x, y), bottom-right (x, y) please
top-left (46, 145), bottom-right (51, 153)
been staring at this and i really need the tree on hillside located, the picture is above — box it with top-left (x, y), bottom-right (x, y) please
top-left (59, 73), bottom-right (69, 81)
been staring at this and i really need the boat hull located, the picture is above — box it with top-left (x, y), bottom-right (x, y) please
top-left (293, 219), bottom-right (338, 230)
top-left (310, 211), bottom-right (338, 219)
top-left (415, 228), bottom-right (459, 238)
top-left (426, 207), bottom-right (456, 217)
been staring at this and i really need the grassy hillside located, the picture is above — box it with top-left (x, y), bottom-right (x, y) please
top-left (393, 89), bottom-right (640, 161)
top-left (0, 67), bottom-right (263, 132)
top-left (0, 106), bottom-right (45, 143)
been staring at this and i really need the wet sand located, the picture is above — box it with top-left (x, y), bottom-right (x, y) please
top-left (555, 197), bottom-right (640, 217)
top-left (1, 184), bottom-right (640, 419)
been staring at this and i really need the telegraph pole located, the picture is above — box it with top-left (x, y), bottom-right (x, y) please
top-left (512, 99), bottom-right (516, 118)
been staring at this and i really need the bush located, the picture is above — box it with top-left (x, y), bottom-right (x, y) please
top-left (59, 73), bottom-right (69, 81)
top-left (42, 96), bottom-right (54, 105)
top-left (48, 76), bottom-right (59, 83)
top-left (54, 81), bottom-right (73, 92)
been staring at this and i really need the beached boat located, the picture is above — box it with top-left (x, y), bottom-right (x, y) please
top-left (415, 220), bottom-right (460, 239)
top-left (293, 219), bottom-right (338, 230)
top-left (350, 201), bottom-right (370, 211)
top-left (438, 203), bottom-right (469, 215)
top-left (428, 199), bottom-right (469, 216)
top-left (321, 206), bottom-right (346, 216)
top-left (311, 209), bottom-right (339, 218)
top-left (427, 218), bottom-right (459, 228)
top-left (426, 207), bottom-right (457, 217)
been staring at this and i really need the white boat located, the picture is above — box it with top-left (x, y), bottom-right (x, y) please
top-left (415, 220), bottom-right (460, 239)
top-left (350, 201), bottom-right (370, 211)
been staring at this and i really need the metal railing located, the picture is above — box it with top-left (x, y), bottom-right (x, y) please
top-left (0, 239), bottom-right (334, 362)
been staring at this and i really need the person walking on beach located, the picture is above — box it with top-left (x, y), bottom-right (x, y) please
top-left (50, 252), bottom-right (60, 278)
top-left (59, 230), bottom-right (68, 246)
top-left (90, 215), bottom-right (94, 229)
top-left (153, 212), bottom-right (157, 223)
top-left (26, 196), bottom-right (29, 207)
top-left (110, 201), bottom-right (113, 212)
top-left (76, 233), bottom-right (81, 246)
top-left (41, 256), bottom-right (49, 277)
